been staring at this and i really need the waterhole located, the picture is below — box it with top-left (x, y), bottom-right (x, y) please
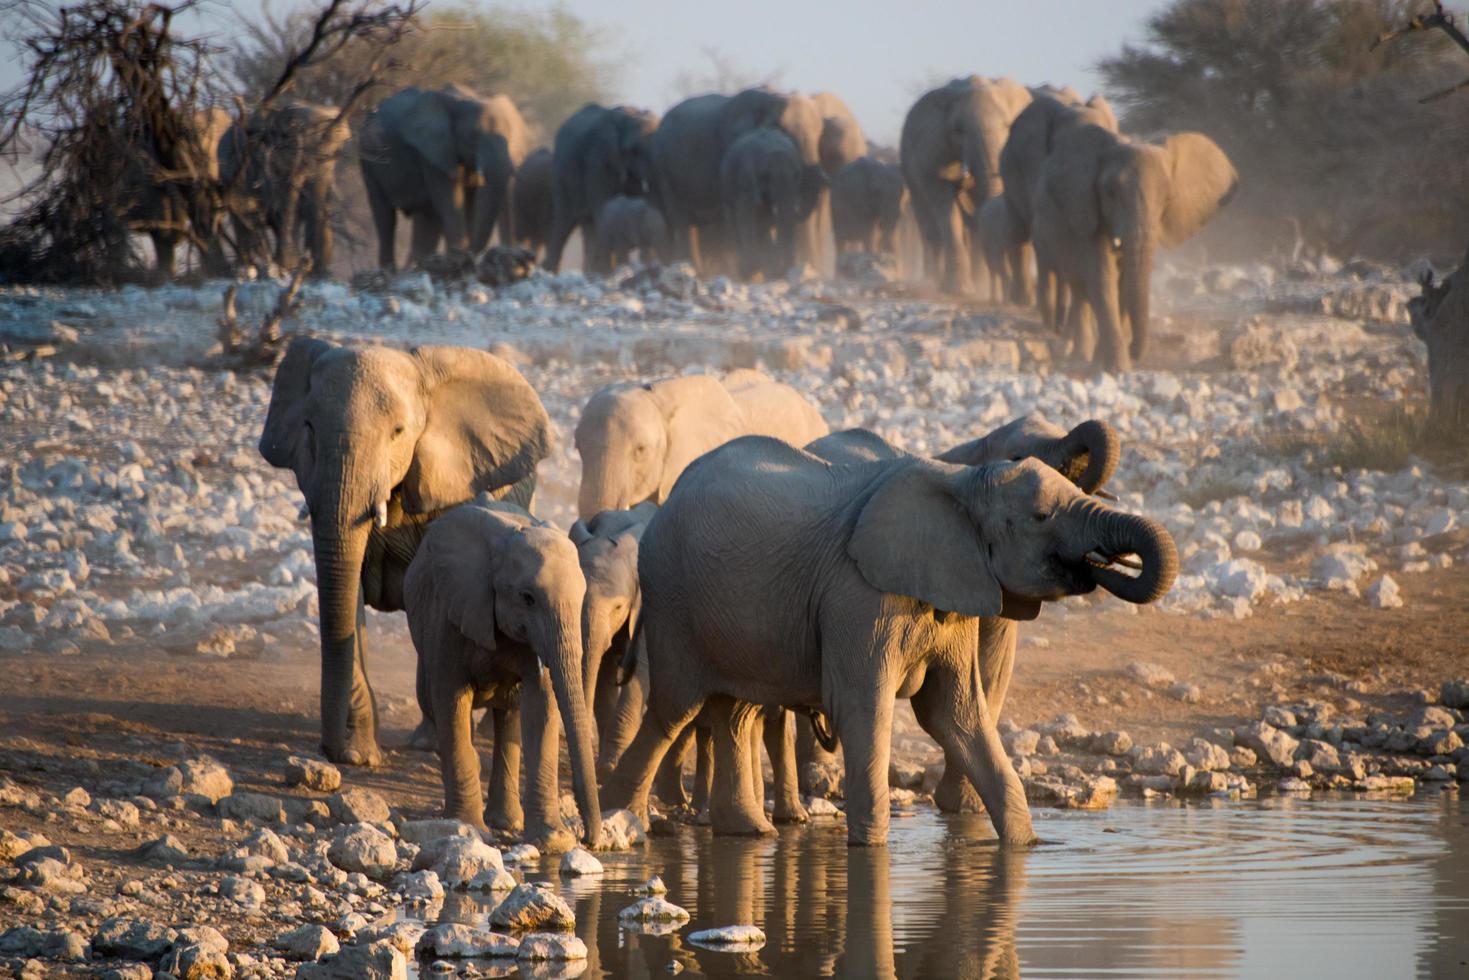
top-left (405, 795), bottom-right (1469, 978)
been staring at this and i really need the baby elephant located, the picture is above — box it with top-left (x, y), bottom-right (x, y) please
top-left (830, 156), bottom-right (905, 256)
top-left (592, 196), bottom-right (667, 270)
top-left (404, 495), bottom-right (602, 849)
top-left (720, 127), bottom-right (826, 280)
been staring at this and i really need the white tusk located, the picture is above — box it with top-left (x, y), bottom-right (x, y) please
top-left (374, 501), bottom-right (388, 529)
top-left (1093, 488), bottom-right (1119, 501)
top-left (1085, 550), bottom-right (1111, 568)
top-left (1111, 236), bottom-right (1123, 250)
top-left (1114, 553), bottom-right (1144, 571)
top-left (298, 503), bottom-right (310, 521)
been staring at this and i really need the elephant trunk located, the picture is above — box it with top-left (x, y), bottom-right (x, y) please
top-left (1083, 504), bottom-right (1178, 605)
top-left (546, 608), bottom-right (603, 846)
top-left (1057, 419), bottom-right (1120, 494)
top-left (1121, 225), bottom-right (1154, 362)
top-left (576, 454), bottom-right (626, 520)
top-left (310, 479), bottom-right (376, 763)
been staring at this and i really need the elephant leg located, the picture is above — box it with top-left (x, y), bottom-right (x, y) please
top-left (485, 704), bottom-right (524, 834)
top-left (516, 664), bottom-right (571, 849)
top-left (409, 211), bottom-right (443, 265)
top-left (1085, 236), bottom-right (1129, 372)
top-left (934, 617), bottom-right (1017, 813)
top-left (708, 696), bottom-right (776, 836)
top-left (933, 755), bottom-right (985, 813)
top-left (304, 191), bottom-right (332, 276)
top-left (691, 723), bottom-right (713, 813)
top-left (542, 198), bottom-right (576, 273)
top-left (832, 675), bottom-right (897, 847)
top-left (795, 713), bottom-right (840, 796)
top-left (151, 232), bottom-right (177, 279)
top-left (364, 177), bottom-right (398, 270)
top-left (428, 176), bottom-right (468, 254)
top-left (340, 589), bottom-right (382, 766)
top-left (407, 659), bottom-right (436, 752)
top-left (1068, 286), bottom-right (1098, 364)
top-left (765, 709), bottom-right (808, 824)
top-left (601, 690), bottom-right (700, 823)
top-left (909, 665), bottom-right (1036, 846)
top-left (1011, 240), bottom-right (1035, 307)
top-left (428, 658), bottom-right (485, 829)
top-left (653, 724), bottom-right (692, 808)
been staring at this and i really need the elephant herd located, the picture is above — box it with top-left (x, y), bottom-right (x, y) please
top-left (260, 336), bottom-right (1179, 849)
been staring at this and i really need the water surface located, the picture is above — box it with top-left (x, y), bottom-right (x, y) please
top-left (412, 795), bottom-right (1469, 978)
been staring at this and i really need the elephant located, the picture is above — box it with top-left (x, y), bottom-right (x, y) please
top-left (899, 76), bottom-right (1032, 295)
top-left (812, 91), bottom-right (867, 176)
top-left (542, 103), bottom-right (659, 274)
top-left (975, 195), bottom-right (1027, 304)
top-left (258, 336), bottom-right (552, 765)
top-left (510, 147), bottom-right (554, 262)
top-left (359, 84), bottom-right (531, 270)
top-left (218, 101), bottom-right (349, 276)
top-left (602, 439), bottom-right (1176, 846)
top-left (720, 127), bottom-right (826, 281)
top-left (996, 90), bottom-right (1118, 307)
top-left (403, 496), bottom-right (601, 847)
top-left (829, 156), bottom-right (905, 256)
top-left (127, 106), bottom-right (232, 278)
top-left (1033, 124), bottom-right (1237, 370)
top-left (574, 368), bottom-right (828, 519)
top-left (593, 195), bottom-right (668, 270)
top-left (648, 87), bottom-right (826, 275)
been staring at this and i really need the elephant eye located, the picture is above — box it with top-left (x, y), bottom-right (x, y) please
top-left (1033, 510), bottom-right (1052, 523)
top-left (520, 590), bottom-right (536, 608)
top-left (633, 445), bottom-right (648, 459)
top-left (392, 424), bottom-right (405, 438)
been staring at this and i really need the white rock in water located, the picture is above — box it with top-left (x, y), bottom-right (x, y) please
top-left (688, 925), bottom-right (766, 950)
top-left (490, 883), bottom-right (576, 931)
top-left (502, 843), bottom-right (540, 865)
top-left (1366, 575), bottom-right (1403, 609)
top-left (517, 932), bottom-right (588, 961)
top-left (466, 867), bottom-right (519, 892)
top-left (414, 923), bottom-right (518, 959)
top-left (636, 875), bottom-right (667, 896)
top-left (417, 835), bottom-right (502, 888)
top-left (599, 808), bottom-right (648, 847)
top-left (394, 869), bottom-right (443, 903)
top-left (619, 896), bottom-right (690, 923)
top-left (559, 847), bottom-right (603, 876)
top-left (805, 796), bottom-right (841, 817)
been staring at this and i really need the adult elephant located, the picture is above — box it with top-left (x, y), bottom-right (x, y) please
top-left (1033, 125), bottom-right (1237, 371)
top-left (510, 147), bottom-right (554, 262)
top-left (812, 92), bottom-right (866, 176)
top-left (574, 369), bottom-right (828, 519)
top-left (405, 497), bottom-right (601, 847)
top-left (218, 101), bottom-right (350, 276)
top-left (128, 106), bottom-right (232, 278)
top-left (258, 337), bottom-right (552, 766)
top-left (899, 76), bottom-right (1032, 295)
top-left (602, 441), bottom-right (1176, 845)
top-left (542, 103), bottom-right (659, 274)
top-left (720, 127), bottom-right (826, 280)
top-left (359, 84), bottom-right (530, 270)
top-left (997, 91), bottom-right (1117, 308)
top-left (648, 87), bottom-right (825, 274)
top-left (830, 157), bottom-right (905, 256)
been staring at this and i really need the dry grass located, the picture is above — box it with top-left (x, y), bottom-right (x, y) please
top-left (1264, 401), bottom-right (1431, 475)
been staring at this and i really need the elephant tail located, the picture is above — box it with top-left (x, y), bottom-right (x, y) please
top-left (616, 616), bottom-right (644, 687)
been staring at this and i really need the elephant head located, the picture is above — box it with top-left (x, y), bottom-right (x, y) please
top-left (849, 456), bottom-right (1177, 621)
top-left (569, 502), bottom-right (657, 774)
top-left (942, 77), bottom-right (1032, 208)
top-left (574, 376), bottom-right (746, 519)
top-left (407, 499), bottom-right (602, 844)
top-left (1055, 128), bottom-right (1237, 365)
top-left (610, 106), bottom-right (660, 196)
top-left (259, 337), bottom-right (551, 764)
top-left (937, 415), bottom-right (1120, 494)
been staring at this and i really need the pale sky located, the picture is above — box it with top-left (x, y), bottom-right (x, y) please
top-left (0, 0), bottom-right (1169, 145)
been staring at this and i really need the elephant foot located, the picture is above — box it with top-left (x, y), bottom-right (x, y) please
top-left (527, 826), bottom-right (576, 855)
top-left (446, 808), bottom-right (490, 835)
top-left (486, 804), bottom-right (524, 837)
top-left (771, 796), bottom-right (809, 824)
top-left (846, 833), bottom-right (889, 848)
top-left (711, 807), bottom-right (777, 837)
top-left (405, 718), bottom-right (437, 753)
top-left (324, 731), bottom-right (384, 768)
top-left (933, 767), bottom-right (985, 814)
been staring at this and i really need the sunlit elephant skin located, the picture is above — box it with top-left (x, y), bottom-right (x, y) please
top-left (258, 337), bottom-right (551, 766)
top-left (404, 496), bottom-right (602, 847)
top-left (603, 435), bottom-right (1176, 846)
top-left (359, 84), bottom-right (530, 269)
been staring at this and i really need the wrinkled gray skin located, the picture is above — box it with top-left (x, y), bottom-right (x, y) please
top-left (1033, 125), bottom-right (1237, 370)
top-left (404, 498), bottom-right (601, 847)
top-left (720, 127), bottom-right (826, 281)
top-left (997, 91), bottom-right (1118, 308)
top-left (543, 103), bottom-right (659, 274)
top-left (899, 77), bottom-right (1032, 295)
top-left (359, 85), bottom-right (530, 269)
top-left (510, 147), bottom-right (554, 262)
top-left (128, 107), bottom-right (231, 278)
top-left (801, 415), bottom-right (1121, 812)
top-left (830, 157), bottom-right (905, 256)
top-left (593, 196), bottom-right (668, 270)
top-left (259, 337), bottom-right (551, 766)
top-left (218, 101), bottom-right (349, 276)
top-left (603, 434), bottom-right (1174, 846)
top-left (648, 87), bottom-right (826, 275)
top-left (574, 370), bottom-right (828, 520)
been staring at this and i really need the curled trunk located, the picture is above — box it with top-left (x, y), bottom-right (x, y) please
top-left (1057, 420), bottom-right (1120, 494)
top-left (1087, 507), bottom-right (1177, 605)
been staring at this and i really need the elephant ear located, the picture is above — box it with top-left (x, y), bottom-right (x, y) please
top-left (395, 92), bottom-right (459, 178)
top-left (847, 461), bottom-right (1002, 618)
top-left (568, 518), bottom-right (594, 547)
top-left (1159, 132), bottom-right (1238, 249)
top-left (1046, 126), bottom-right (1111, 241)
top-left (259, 336), bottom-right (333, 485)
top-left (650, 377), bottom-right (747, 503)
top-left (410, 504), bottom-right (504, 650)
top-left (404, 346), bottom-right (553, 515)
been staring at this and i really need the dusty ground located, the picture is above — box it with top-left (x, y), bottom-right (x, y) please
top-left (1, 256), bottom-right (1467, 977)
